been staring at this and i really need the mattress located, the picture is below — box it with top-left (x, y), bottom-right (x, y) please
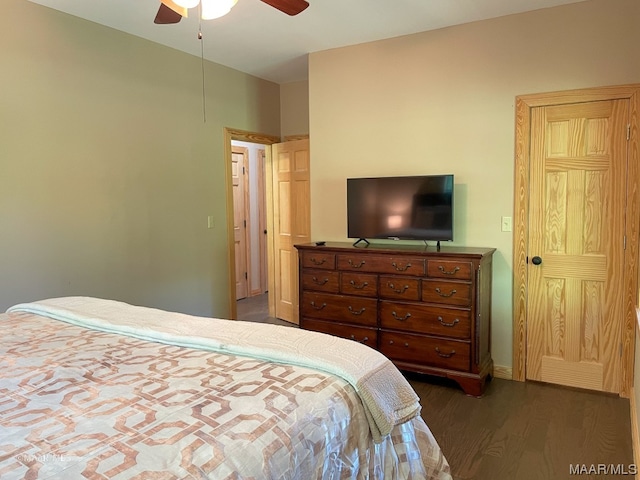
top-left (0, 297), bottom-right (451, 479)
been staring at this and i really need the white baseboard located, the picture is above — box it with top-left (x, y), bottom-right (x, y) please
top-left (493, 365), bottom-right (512, 380)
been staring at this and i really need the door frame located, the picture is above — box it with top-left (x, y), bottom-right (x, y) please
top-left (512, 84), bottom-right (640, 397)
top-left (224, 128), bottom-right (280, 320)
top-left (257, 148), bottom-right (268, 296)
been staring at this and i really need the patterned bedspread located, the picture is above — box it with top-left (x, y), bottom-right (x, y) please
top-left (0, 309), bottom-right (451, 479)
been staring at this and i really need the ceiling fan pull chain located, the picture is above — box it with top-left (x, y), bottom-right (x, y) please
top-left (198, 13), bottom-right (207, 123)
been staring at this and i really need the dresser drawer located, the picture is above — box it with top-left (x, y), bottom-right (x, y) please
top-left (301, 318), bottom-right (377, 350)
top-left (301, 292), bottom-right (377, 327)
top-left (379, 301), bottom-right (471, 339)
top-left (340, 273), bottom-right (378, 297)
top-left (379, 331), bottom-right (470, 371)
top-left (379, 276), bottom-right (420, 301)
top-left (301, 270), bottom-right (339, 293)
top-left (427, 259), bottom-right (473, 280)
top-left (337, 254), bottom-right (426, 276)
top-left (301, 251), bottom-right (336, 270)
top-left (422, 280), bottom-right (472, 307)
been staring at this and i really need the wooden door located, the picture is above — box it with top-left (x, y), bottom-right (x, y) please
top-left (232, 146), bottom-right (249, 300)
top-left (270, 139), bottom-right (311, 324)
top-left (525, 99), bottom-right (629, 393)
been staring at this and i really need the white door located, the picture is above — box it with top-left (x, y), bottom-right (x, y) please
top-left (232, 146), bottom-right (249, 300)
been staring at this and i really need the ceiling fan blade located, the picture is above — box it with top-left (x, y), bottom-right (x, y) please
top-left (154, 2), bottom-right (185, 24)
top-left (259, 0), bottom-right (309, 16)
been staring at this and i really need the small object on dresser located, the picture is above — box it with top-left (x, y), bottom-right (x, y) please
top-left (315, 241), bottom-right (326, 246)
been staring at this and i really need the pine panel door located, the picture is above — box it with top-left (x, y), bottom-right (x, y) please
top-left (526, 99), bottom-right (629, 393)
top-left (271, 139), bottom-right (310, 323)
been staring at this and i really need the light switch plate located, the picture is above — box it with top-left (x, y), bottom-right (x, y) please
top-left (501, 216), bottom-right (512, 232)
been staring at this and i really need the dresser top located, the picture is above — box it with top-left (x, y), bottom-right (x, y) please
top-left (295, 242), bottom-right (495, 258)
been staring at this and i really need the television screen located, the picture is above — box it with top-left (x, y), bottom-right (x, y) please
top-left (347, 174), bottom-right (454, 241)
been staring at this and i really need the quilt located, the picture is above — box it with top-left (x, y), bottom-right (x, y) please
top-left (0, 298), bottom-right (451, 479)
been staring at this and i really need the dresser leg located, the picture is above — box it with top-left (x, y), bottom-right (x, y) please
top-left (453, 373), bottom-right (491, 397)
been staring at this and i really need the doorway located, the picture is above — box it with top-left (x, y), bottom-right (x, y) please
top-left (231, 143), bottom-right (269, 301)
top-left (223, 129), bottom-right (311, 324)
top-left (231, 145), bottom-right (250, 300)
top-left (512, 84), bottom-right (640, 397)
top-left (224, 128), bottom-right (280, 321)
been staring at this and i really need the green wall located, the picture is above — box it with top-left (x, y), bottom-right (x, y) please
top-left (0, 0), bottom-right (280, 316)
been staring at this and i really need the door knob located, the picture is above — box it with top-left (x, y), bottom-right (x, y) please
top-left (531, 256), bottom-right (542, 265)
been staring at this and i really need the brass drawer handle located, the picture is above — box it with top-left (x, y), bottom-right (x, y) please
top-left (435, 347), bottom-right (456, 358)
top-left (309, 257), bottom-right (327, 266)
top-left (435, 287), bottom-right (457, 297)
top-left (438, 316), bottom-right (460, 327)
top-left (348, 306), bottom-right (366, 315)
top-left (348, 259), bottom-right (366, 268)
top-left (310, 301), bottom-right (327, 310)
top-left (387, 282), bottom-right (409, 294)
top-left (391, 311), bottom-right (412, 322)
top-left (349, 280), bottom-right (369, 289)
top-left (312, 276), bottom-right (329, 285)
top-left (438, 265), bottom-right (461, 275)
top-left (392, 262), bottom-right (412, 272)
top-left (350, 335), bottom-right (370, 344)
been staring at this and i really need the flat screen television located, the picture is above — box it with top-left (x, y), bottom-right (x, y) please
top-left (347, 174), bottom-right (454, 244)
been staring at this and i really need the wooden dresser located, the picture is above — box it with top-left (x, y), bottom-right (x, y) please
top-left (295, 242), bottom-right (495, 396)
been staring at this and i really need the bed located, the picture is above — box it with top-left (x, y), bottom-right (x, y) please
top-left (0, 297), bottom-right (451, 479)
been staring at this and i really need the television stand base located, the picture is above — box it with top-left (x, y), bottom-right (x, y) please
top-left (352, 238), bottom-right (370, 247)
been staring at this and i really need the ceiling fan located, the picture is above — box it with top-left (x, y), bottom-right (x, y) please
top-left (154, 0), bottom-right (309, 24)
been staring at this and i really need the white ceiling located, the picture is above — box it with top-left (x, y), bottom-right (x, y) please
top-left (28, 0), bottom-right (588, 84)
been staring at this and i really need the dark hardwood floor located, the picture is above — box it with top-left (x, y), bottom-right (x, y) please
top-left (236, 293), bottom-right (296, 327)
top-left (238, 294), bottom-right (635, 480)
top-left (410, 374), bottom-right (634, 480)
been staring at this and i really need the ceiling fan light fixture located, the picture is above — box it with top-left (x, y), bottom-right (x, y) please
top-left (201, 0), bottom-right (238, 20)
top-left (171, 0), bottom-right (200, 8)
top-left (154, 0), bottom-right (307, 26)
top-left (159, 0), bottom-right (189, 17)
